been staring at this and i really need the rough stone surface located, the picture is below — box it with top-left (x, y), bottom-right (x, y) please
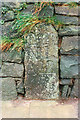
top-left (55, 6), bottom-right (79, 16)
top-left (0, 64), bottom-right (1, 76)
top-left (0, 50), bottom-right (3, 77)
top-left (25, 23), bottom-right (59, 99)
top-left (21, 4), bottom-right (34, 14)
top-left (2, 22), bottom-right (18, 38)
top-left (21, 5), bottom-right (54, 17)
top-left (61, 79), bottom-right (78, 98)
top-left (39, 5), bottom-right (54, 17)
top-left (2, 2), bottom-right (17, 9)
top-left (61, 85), bottom-right (69, 98)
top-left (59, 26), bottom-right (80, 36)
top-left (15, 78), bottom-right (24, 94)
top-left (1, 50), bottom-right (23, 63)
top-left (2, 78), bottom-right (17, 100)
top-left (70, 79), bottom-right (78, 98)
top-left (1, 62), bottom-right (24, 77)
top-left (56, 15), bottom-right (78, 25)
top-left (0, 78), bottom-right (1, 100)
top-left (2, 10), bottom-right (14, 21)
top-left (60, 79), bottom-right (73, 85)
top-left (60, 56), bottom-right (80, 78)
top-left (60, 36), bottom-right (80, 55)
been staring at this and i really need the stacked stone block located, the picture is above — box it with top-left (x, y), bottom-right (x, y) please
top-left (0, 50), bottom-right (24, 100)
top-left (56, 5), bottom-right (80, 98)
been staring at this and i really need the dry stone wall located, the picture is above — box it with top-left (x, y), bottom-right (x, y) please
top-left (1, 50), bottom-right (24, 100)
top-left (0, 2), bottom-right (80, 100)
top-left (56, 5), bottom-right (80, 98)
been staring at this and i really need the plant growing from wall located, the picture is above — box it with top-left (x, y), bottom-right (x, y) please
top-left (1, 2), bottom-right (78, 52)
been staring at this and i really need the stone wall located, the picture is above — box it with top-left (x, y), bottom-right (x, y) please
top-left (56, 5), bottom-right (80, 98)
top-left (0, 2), bottom-right (80, 100)
top-left (1, 50), bottom-right (24, 100)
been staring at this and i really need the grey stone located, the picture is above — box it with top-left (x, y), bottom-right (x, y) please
top-left (2, 78), bottom-right (17, 100)
top-left (21, 4), bottom-right (34, 14)
top-left (0, 78), bottom-right (1, 100)
top-left (66, 86), bottom-right (72, 98)
top-left (25, 23), bottom-right (59, 99)
top-left (0, 64), bottom-right (1, 75)
top-left (60, 78), bottom-right (78, 98)
top-left (61, 78), bottom-right (78, 98)
top-left (21, 5), bottom-right (54, 17)
top-left (59, 26), bottom-right (80, 36)
top-left (60, 56), bottom-right (80, 78)
top-left (60, 36), bottom-right (80, 55)
top-left (39, 5), bottom-right (54, 17)
top-left (14, 78), bottom-right (24, 94)
top-left (1, 50), bottom-right (23, 63)
top-left (1, 62), bottom-right (24, 77)
top-left (79, 17), bottom-right (80, 26)
top-left (3, 11), bottom-right (14, 21)
top-left (79, 78), bottom-right (80, 98)
top-left (0, 50), bottom-right (2, 77)
top-left (0, 8), bottom-right (1, 20)
top-left (60, 79), bottom-right (73, 85)
top-left (70, 79), bottom-right (78, 98)
top-left (0, 65), bottom-right (2, 77)
top-left (55, 6), bottom-right (79, 16)
top-left (2, 2), bottom-right (17, 9)
top-left (61, 85), bottom-right (69, 98)
top-left (0, 2), bottom-right (2, 7)
top-left (2, 21), bottom-right (18, 38)
top-left (56, 15), bottom-right (78, 25)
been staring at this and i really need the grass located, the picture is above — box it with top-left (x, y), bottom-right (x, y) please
top-left (1, 2), bottom-right (78, 52)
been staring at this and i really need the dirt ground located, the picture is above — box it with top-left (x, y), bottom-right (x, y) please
top-left (0, 97), bottom-right (79, 119)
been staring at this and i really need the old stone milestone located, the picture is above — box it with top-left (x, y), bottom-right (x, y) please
top-left (24, 23), bottom-right (59, 99)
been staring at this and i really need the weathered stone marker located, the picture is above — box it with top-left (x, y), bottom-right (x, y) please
top-left (24, 23), bottom-right (59, 99)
